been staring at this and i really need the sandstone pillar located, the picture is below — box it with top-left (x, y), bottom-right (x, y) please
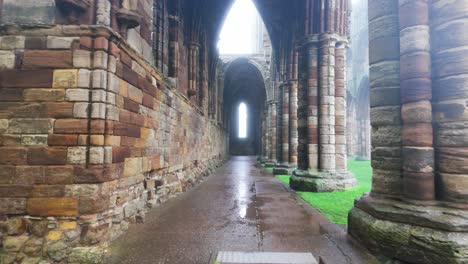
top-left (273, 82), bottom-right (293, 174)
top-left (349, 0), bottom-right (468, 262)
top-left (291, 35), bottom-right (356, 192)
top-left (306, 42), bottom-right (319, 170)
top-left (335, 43), bottom-right (347, 172)
top-left (289, 78), bottom-right (299, 166)
top-left (265, 101), bottom-right (277, 166)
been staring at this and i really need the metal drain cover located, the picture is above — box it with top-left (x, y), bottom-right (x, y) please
top-left (216, 251), bottom-right (317, 264)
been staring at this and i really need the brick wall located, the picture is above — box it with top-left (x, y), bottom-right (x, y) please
top-left (0, 22), bottom-right (226, 263)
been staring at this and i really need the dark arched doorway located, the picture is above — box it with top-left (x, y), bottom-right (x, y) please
top-left (224, 58), bottom-right (267, 156)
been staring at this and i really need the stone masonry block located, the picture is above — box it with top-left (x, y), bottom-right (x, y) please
top-left (73, 50), bottom-right (92, 68)
top-left (0, 36), bottom-right (25, 49)
top-left (0, 51), bottom-right (15, 69)
top-left (23, 89), bottom-right (65, 102)
top-left (67, 147), bottom-right (87, 164)
top-left (73, 102), bottom-right (89, 118)
top-left (93, 51), bottom-right (108, 69)
top-left (91, 103), bottom-right (106, 119)
top-left (92, 70), bottom-right (107, 89)
top-left (89, 147), bottom-right (104, 164)
top-left (66, 89), bottom-right (89, 102)
top-left (27, 197), bottom-right (78, 217)
top-left (78, 69), bottom-right (91, 88)
top-left (128, 84), bottom-right (143, 103)
top-left (53, 69), bottom-right (78, 88)
top-left (46, 37), bottom-right (78, 49)
top-left (7, 119), bottom-right (54, 134)
top-left (23, 50), bottom-right (73, 69)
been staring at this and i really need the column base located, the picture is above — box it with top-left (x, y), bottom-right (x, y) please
top-left (290, 169), bottom-right (356, 192)
top-left (348, 195), bottom-right (468, 264)
top-left (273, 163), bottom-right (295, 175)
top-left (264, 159), bottom-right (277, 167)
top-left (258, 156), bottom-right (269, 164)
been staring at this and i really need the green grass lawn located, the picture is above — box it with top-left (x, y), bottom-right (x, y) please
top-left (275, 160), bottom-right (372, 225)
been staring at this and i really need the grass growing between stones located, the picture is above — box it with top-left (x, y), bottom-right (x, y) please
top-left (274, 160), bottom-right (372, 225)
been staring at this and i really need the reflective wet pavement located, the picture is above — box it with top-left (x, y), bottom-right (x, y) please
top-left (106, 156), bottom-right (378, 264)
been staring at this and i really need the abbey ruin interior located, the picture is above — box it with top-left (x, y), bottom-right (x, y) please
top-left (0, 0), bottom-right (467, 263)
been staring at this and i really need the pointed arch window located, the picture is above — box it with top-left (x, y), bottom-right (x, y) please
top-left (238, 102), bottom-right (248, 138)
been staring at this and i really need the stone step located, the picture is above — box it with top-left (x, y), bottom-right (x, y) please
top-left (215, 251), bottom-right (317, 264)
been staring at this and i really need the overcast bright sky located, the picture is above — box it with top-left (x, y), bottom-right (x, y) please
top-left (218, 0), bottom-right (258, 54)
top-left (218, 0), bottom-right (360, 54)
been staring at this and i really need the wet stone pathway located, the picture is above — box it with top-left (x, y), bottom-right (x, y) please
top-left (106, 156), bottom-right (378, 264)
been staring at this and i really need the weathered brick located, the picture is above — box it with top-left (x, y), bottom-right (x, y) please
top-left (112, 147), bottom-right (131, 163)
top-left (23, 89), bottom-right (65, 102)
top-left (31, 185), bottom-right (65, 197)
top-left (0, 50), bottom-right (15, 69)
top-left (0, 198), bottom-right (27, 214)
top-left (21, 135), bottom-right (48, 146)
top-left (0, 88), bottom-right (23, 101)
top-left (27, 197), bottom-right (78, 217)
top-left (25, 36), bottom-right (47, 49)
top-left (93, 51), bottom-right (108, 69)
top-left (122, 64), bottom-right (138, 86)
top-left (46, 37), bottom-right (78, 49)
top-left (113, 123), bottom-right (141, 137)
top-left (94, 37), bottom-right (109, 50)
top-left (80, 37), bottom-right (93, 50)
top-left (54, 119), bottom-right (88, 134)
top-left (46, 102), bottom-right (74, 118)
top-left (48, 134), bottom-right (79, 146)
top-left (66, 89), bottom-right (89, 101)
top-left (0, 70), bottom-right (53, 88)
top-left (67, 147), bottom-right (87, 164)
top-left (142, 93), bottom-right (154, 109)
top-left (28, 147), bottom-right (68, 165)
top-left (0, 185), bottom-right (32, 197)
top-left (89, 147), bottom-right (104, 164)
top-left (44, 166), bottom-right (74, 185)
top-left (0, 36), bottom-right (25, 49)
top-left (16, 166), bottom-right (44, 185)
top-left (0, 165), bottom-right (15, 184)
top-left (0, 147), bottom-right (27, 165)
top-left (79, 195), bottom-right (109, 214)
top-left (52, 69), bottom-right (78, 88)
top-left (92, 70), bottom-right (107, 89)
top-left (23, 50), bottom-right (73, 69)
top-left (123, 98), bottom-right (140, 113)
top-left (73, 50), bottom-right (92, 68)
top-left (105, 135), bottom-right (121, 146)
top-left (73, 102), bottom-right (89, 118)
top-left (73, 164), bottom-right (122, 183)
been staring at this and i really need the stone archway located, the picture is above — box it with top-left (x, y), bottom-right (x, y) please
top-left (223, 58), bottom-right (267, 156)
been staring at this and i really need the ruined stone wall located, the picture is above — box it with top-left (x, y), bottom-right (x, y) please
top-left (0, 1), bottom-right (227, 263)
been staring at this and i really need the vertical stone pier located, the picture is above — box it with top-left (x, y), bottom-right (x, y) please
top-left (291, 35), bottom-right (356, 192)
top-left (290, 0), bottom-right (355, 192)
top-left (348, 0), bottom-right (468, 262)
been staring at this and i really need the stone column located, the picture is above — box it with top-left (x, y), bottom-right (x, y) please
top-left (273, 82), bottom-right (291, 175)
top-left (399, 0), bottom-right (434, 201)
top-left (335, 42), bottom-right (347, 172)
top-left (282, 83), bottom-right (289, 164)
top-left (270, 101), bottom-right (277, 164)
top-left (291, 35), bottom-right (356, 192)
top-left (349, 0), bottom-right (468, 262)
top-left (289, 80), bottom-right (299, 166)
top-left (432, 0), bottom-right (468, 205)
top-left (318, 37), bottom-right (337, 172)
top-left (265, 101), bottom-right (277, 166)
top-left (306, 42), bottom-right (319, 170)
